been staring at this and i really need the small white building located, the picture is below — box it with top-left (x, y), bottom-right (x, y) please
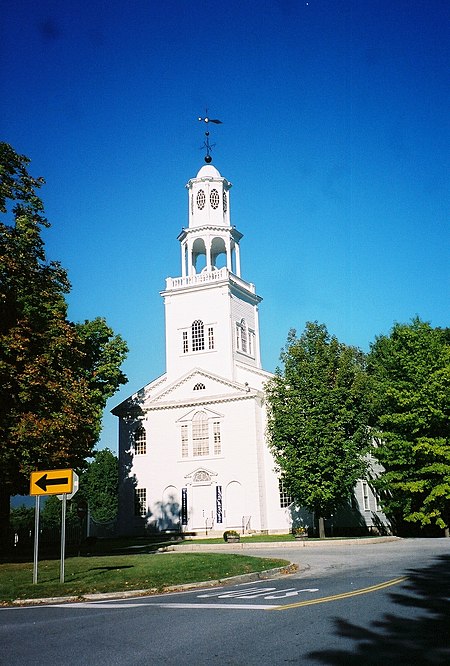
top-left (113, 160), bottom-right (389, 536)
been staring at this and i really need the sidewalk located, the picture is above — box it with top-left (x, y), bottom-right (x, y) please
top-left (162, 536), bottom-right (399, 552)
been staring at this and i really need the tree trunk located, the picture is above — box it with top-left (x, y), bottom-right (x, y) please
top-left (444, 526), bottom-right (449, 538)
top-left (318, 516), bottom-right (326, 539)
top-left (0, 487), bottom-right (11, 556)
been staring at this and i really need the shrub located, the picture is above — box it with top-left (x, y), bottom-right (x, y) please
top-left (223, 530), bottom-right (240, 542)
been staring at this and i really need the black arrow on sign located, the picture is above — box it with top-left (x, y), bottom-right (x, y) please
top-left (35, 473), bottom-right (69, 492)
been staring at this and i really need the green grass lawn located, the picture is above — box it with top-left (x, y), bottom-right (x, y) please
top-left (0, 552), bottom-right (289, 604)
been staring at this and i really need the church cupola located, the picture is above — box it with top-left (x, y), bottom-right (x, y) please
top-left (187, 164), bottom-right (231, 229)
top-left (179, 164), bottom-right (242, 278)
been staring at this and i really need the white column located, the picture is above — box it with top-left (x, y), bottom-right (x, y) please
top-left (206, 237), bottom-right (212, 272)
top-left (225, 236), bottom-right (232, 271)
top-left (235, 242), bottom-right (241, 277)
top-left (181, 242), bottom-right (186, 279)
top-left (187, 238), bottom-right (194, 276)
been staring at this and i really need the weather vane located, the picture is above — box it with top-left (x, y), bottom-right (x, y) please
top-left (198, 110), bottom-right (222, 163)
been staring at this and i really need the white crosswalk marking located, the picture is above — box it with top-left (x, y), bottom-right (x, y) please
top-left (264, 588), bottom-right (319, 599)
top-left (197, 586), bottom-right (319, 600)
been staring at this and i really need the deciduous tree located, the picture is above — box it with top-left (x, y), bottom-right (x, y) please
top-left (266, 322), bottom-right (371, 537)
top-left (0, 143), bottom-right (128, 550)
top-left (368, 318), bottom-right (450, 535)
top-left (80, 448), bottom-right (118, 522)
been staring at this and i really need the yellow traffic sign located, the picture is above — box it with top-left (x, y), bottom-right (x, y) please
top-left (30, 469), bottom-right (74, 496)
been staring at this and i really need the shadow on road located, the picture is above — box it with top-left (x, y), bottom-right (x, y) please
top-left (308, 554), bottom-right (450, 665)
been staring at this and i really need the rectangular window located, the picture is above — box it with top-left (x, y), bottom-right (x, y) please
top-left (213, 421), bottom-right (221, 455)
top-left (182, 331), bottom-right (188, 353)
top-left (279, 478), bottom-right (293, 508)
top-left (135, 488), bottom-right (147, 517)
top-left (208, 326), bottom-right (214, 350)
top-left (362, 481), bottom-right (370, 511)
top-left (235, 323), bottom-right (240, 350)
top-left (134, 428), bottom-right (146, 455)
top-left (181, 424), bottom-right (189, 458)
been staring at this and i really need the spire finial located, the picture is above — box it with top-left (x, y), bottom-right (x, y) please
top-left (198, 110), bottom-right (222, 163)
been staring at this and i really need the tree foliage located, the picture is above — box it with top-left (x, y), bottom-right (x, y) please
top-left (368, 318), bottom-right (450, 533)
top-left (9, 504), bottom-right (35, 532)
top-left (266, 322), bottom-right (371, 535)
top-left (0, 143), bottom-right (128, 546)
top-left (80, 448), bottom-right (118, 522)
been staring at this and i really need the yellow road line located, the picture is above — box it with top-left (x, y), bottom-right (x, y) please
top-left (270, 576), bottom-right (407, 611)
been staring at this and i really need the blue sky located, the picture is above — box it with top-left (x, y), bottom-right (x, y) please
top-left (2, 0), bottom-right (449, 455)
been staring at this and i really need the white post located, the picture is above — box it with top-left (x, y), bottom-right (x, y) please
top-left (235, 242), bottom-right (241, 277)
top-left (225, 236), bottom-right (232, 272)
top-left (206, 237), bottom-right (212, 272)
top-left (60, 494), bottom-right (67, 583)
top-left (32, 496), bottom-right (40, 584)
top-left (181, 242), bottom-right (186, 279)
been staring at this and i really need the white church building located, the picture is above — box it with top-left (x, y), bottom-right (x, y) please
top-left (113, 157), bottom-right (389, 537)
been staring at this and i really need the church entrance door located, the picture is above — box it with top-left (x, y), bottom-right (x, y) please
top-left (190, 484), bottom-right (215, 532)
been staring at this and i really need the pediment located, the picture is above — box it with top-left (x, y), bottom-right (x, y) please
top-left (149, 368), bottom-right (248, 405)
top-left (185, 467), bottom-right (218, 483)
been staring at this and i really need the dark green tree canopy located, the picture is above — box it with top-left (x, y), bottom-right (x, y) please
top-left (266, 322), bottom-right (372, 528)
top-left (80, 448), bottom-right (119, 522)
top-left (368, 318), bottom-right (450, 533)
top-left (0, 143), bottom-right (128, 546)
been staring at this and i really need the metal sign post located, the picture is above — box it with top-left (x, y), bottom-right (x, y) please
top-left (57, 471), bottom-right (79, 582)
top-left (60, 494), bottom-right (67, 583)
top-left (32, 495), bottom-right (40, 584)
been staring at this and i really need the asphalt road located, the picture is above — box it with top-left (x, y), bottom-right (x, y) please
top-left (1, 539), bottom-right (449, 665)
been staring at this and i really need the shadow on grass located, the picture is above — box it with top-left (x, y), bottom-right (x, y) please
top-left (1, 536), bottom-right (183, 563)
top-left (308, 553), bottom-right (450, 665)
top-left (88, 565), bottom-right (134, 572)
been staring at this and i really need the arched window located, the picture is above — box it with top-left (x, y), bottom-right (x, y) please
top-left (192, 411), bottom-right (209, 456)
top-left (134, 427), bottom-right (146, 455)
top-left (179, 412), bottom-right (223, 459)
top-left (236, 318), bottom-right (254, 357)
top-left (192, 320), bottom-right (205, 351)
top-left (193, 383), bottom-right (206, 391)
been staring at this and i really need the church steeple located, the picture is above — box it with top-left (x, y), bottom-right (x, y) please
top-left (162, 161), bottom-right (262, 382)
